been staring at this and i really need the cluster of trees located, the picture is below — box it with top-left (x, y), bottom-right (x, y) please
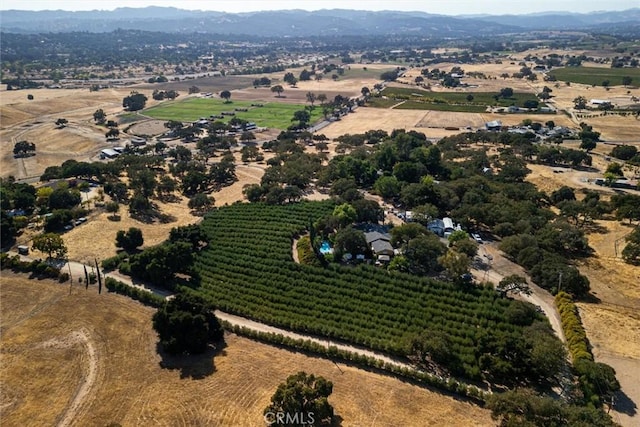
top-left (151, 89), bottom-right (179, 100)
top-left (13, 140), bottom-right (36, 157)
top-left (537, 146), bottom-right (592, 167)
top-left (147, 75), bottom-right (168, 83)
top-left (106, 224), bottom-right (207, 289)
top-left (1, 177), bottom-right (90, 244)
top-left (252, 76), bottom-right (271, 87)
top-left (38, 145), bottom-right (235, 220)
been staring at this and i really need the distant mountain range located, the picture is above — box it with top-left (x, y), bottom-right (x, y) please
top-left (1, 7), bottom-right (639, 36)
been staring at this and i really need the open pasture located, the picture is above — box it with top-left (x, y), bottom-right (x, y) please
top-left (549, 67), bottom-right (640, 87)
top-left (144, 97), bottom-right (324, 129)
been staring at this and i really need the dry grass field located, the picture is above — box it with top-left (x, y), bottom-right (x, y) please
top-left (0, 274), bottom-right (493, 427)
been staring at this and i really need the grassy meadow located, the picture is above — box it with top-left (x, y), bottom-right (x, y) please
top-left (144, 98), bottom-right (324, 129)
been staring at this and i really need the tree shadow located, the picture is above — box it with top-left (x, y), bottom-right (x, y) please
top-left (331, 414), bottom-right (343, 427)
top-left (613, 389), bottom-right (637, 417)
top-left (157, 340), bottom-right (226, 380)
top-left (581, 222), bottom-right (609, 234)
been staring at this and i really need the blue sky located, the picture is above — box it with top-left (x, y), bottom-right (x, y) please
top-left (2, 0), bottom-right (638, 15)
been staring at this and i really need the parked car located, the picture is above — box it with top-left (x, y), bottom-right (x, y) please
top-left (471, 233), bottom-right (483, 243)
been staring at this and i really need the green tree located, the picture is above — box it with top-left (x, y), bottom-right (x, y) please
top-left (438, 250), bottom-right (470, 280)
top-left (305, 91), bottom-right (316, 107)
top-left (622, 226), bottom-right (640, 265)
top-left (32, 232), bottom-right (67, 259)
top-left (334, 226), bottom-right (368, 259)
top-left (605, 162), bottom-right (624, 176)
top-left (152, 293), bottom-right (224, 354)
top-left (499, 87), bottom-right (514, 98)
top-left (93, 108), bottom-right (106, 124)
top-left (622, 76), bottom-right (633, 87)
top-left (122, 91), bottom-right (147, 111)
top-left (188, 193), bottom-right (215, 214)
top-left (264, 372), bottom-right (334, 427)
top-left (115, 227), bottom-right (144, 252)
top-left (105, 128), bottom-right (120, 140)
top-left (409, 327), bottom-right (454, 371)
top-left (105, 201), bottom-right (120, 219)
top-left (573, 96), bottom-right (587, 110)
top-left (497, 274), bottom-right (531, 296)
top-left (271, 85), bottom-right (284, 97)
top-left (220, 90), bottom-right (231, 103)
top-left (49, 187), bottom-right (81, 210)
top-left (610, 145), bottom-right (637, 160)
top-left (332, 203), bottom-right (357, 228)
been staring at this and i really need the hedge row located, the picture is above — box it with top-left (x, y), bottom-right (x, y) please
top-left (555, 291), bottom-right (593, 363)
top-left (0, 253), bottom-right (68, 282)
top-left (222, 321), bottom-right (488, 404)
top-left (104, 277), bottom-right (164, 308)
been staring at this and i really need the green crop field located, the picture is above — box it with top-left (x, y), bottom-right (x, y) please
top-left (373, 87), bottom-right (539, 112)
top-left (144, 98), bottom-right (324, 129)
top-left (549, 67), bottom-right (640, 86)
top-left (340, 66), bottom-right (397, 80)
top-left (190, 201), bottom-right (555, 383)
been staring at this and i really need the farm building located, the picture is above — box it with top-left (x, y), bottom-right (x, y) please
top-left (130, 137), bottom-right (147, 147)
top-left (485, 120), bottom-right (502, 131)
top-left (590, 99), bottom-right (611, 105)
top-left (100, 148), bottom-right (120, 159)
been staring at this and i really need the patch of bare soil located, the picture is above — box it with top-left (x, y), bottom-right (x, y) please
top-left (127, 119), bottom-right (168, 136)
top-left (1, 274), bottom-right (493, 427)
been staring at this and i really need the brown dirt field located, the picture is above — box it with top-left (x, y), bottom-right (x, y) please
top-left (574, 115), bottom-right (640, 142)
top-left (0, 274), bottom-right (493, 427)
top-left (415, 111), bottom-right (486, 129)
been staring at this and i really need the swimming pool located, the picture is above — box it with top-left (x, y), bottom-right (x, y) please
top-left (319, 241), bottom-right (333, 255)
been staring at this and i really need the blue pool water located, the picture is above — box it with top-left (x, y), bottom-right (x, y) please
top-left (320, 241), bottom-right (333, 254)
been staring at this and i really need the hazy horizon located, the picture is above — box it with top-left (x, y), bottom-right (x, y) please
top-left (1, 0), bottom-right (637, 16)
